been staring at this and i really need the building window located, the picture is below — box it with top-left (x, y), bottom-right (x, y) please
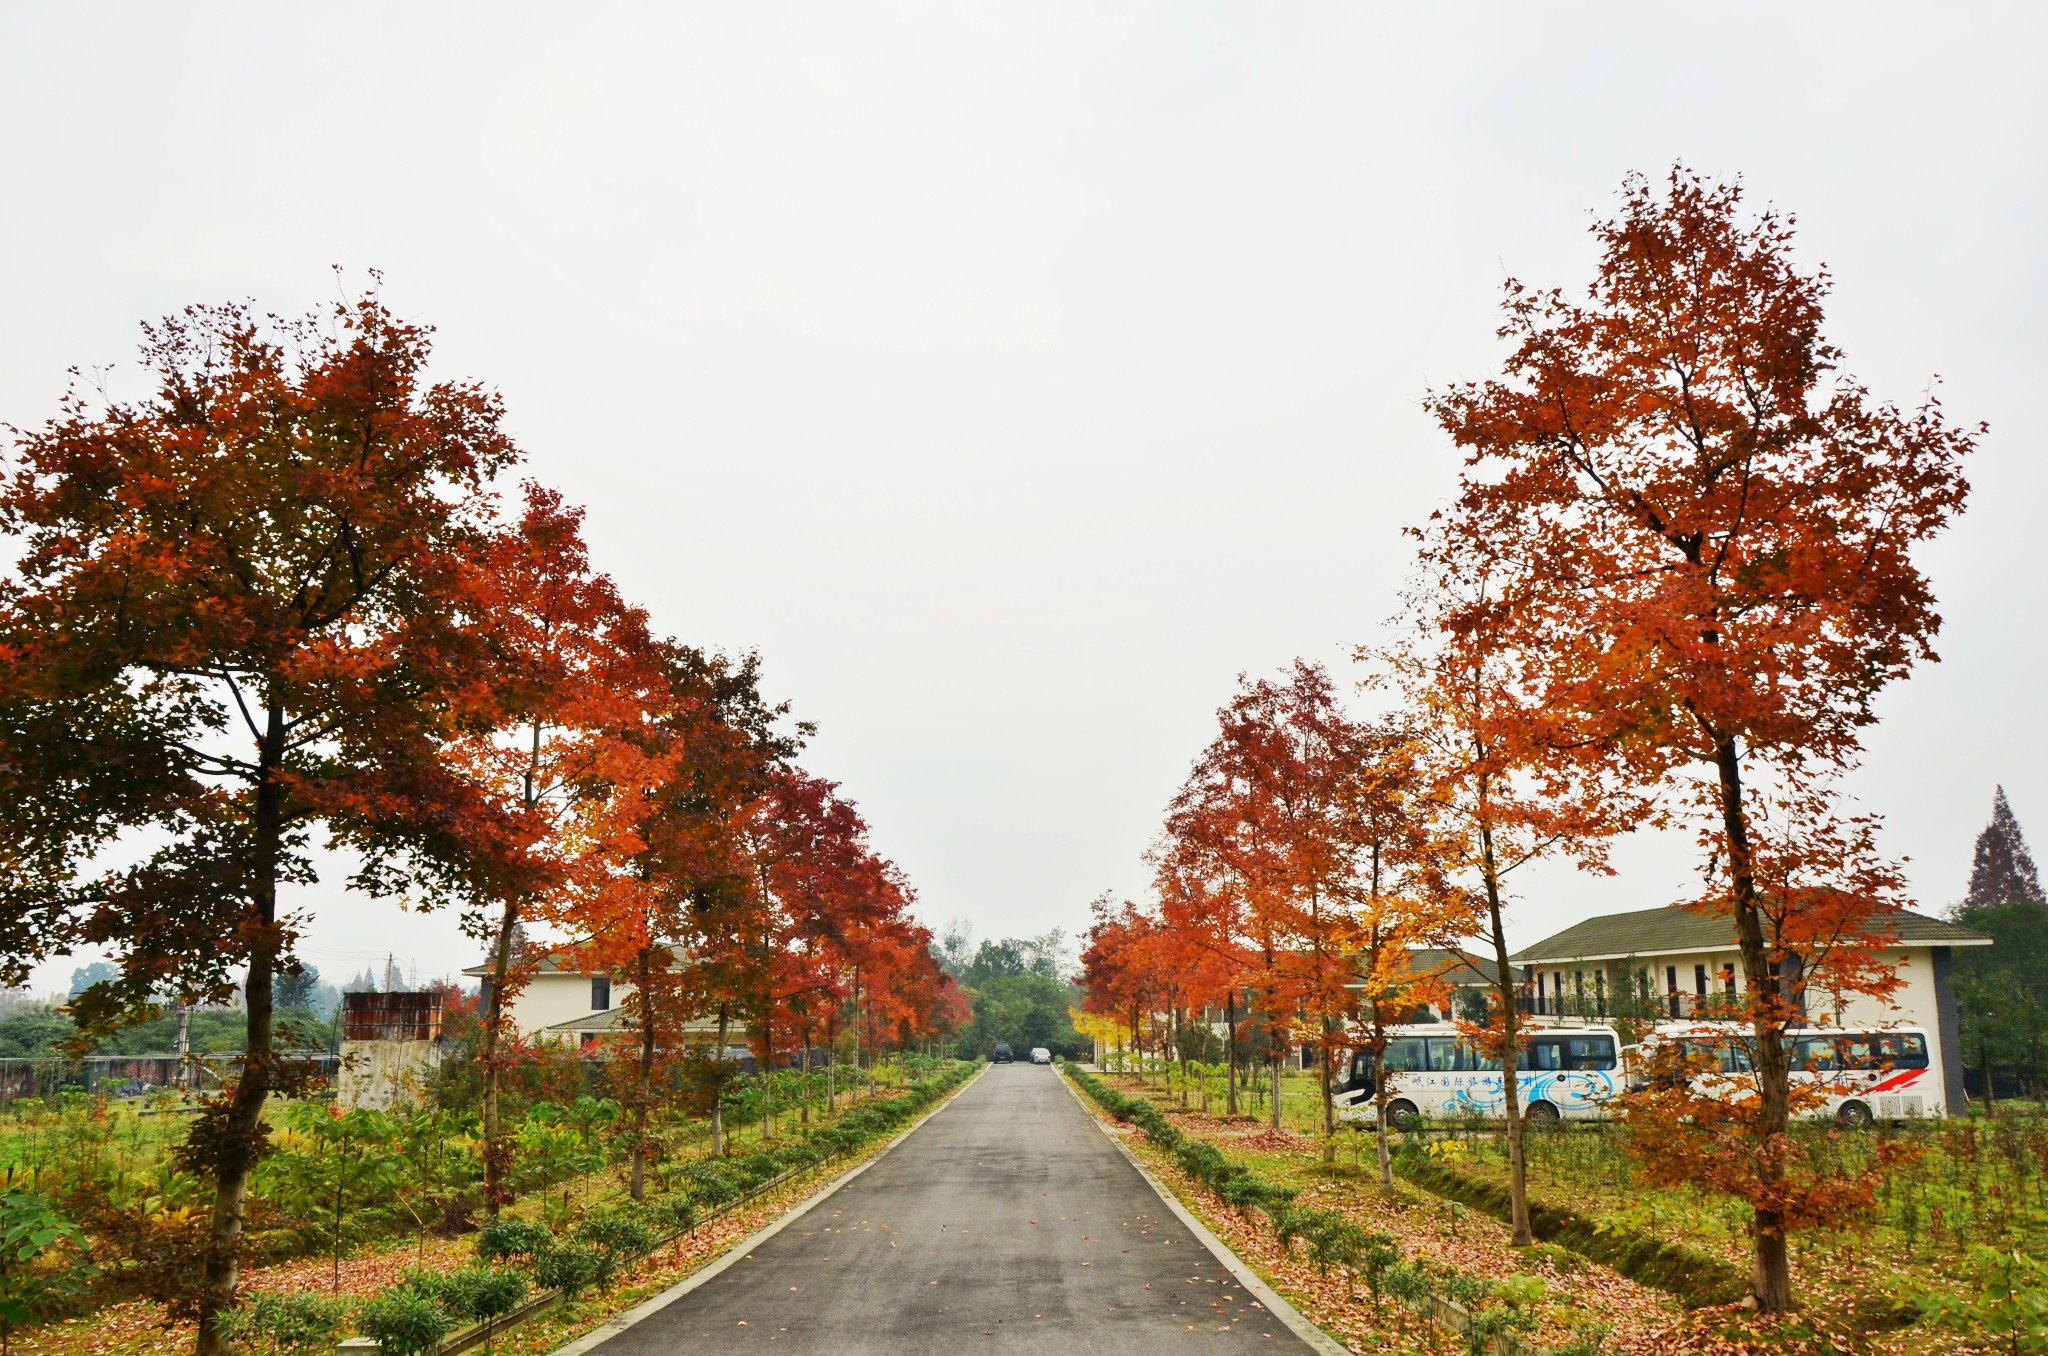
top-left (1721, 964), bottom-right (1736, 995)
top-left (1594, 970), bottom-right (1606, 1017)
top-left (1665, 966), bottom-right (1679, 1017)
top-left (1694, 964), bottom-right (1708, 997)
top-left (591, 977), bottom-right (612, 1011)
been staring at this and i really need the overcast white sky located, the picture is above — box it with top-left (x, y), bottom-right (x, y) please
top-left (4, 4), bottom-right (2043, 994)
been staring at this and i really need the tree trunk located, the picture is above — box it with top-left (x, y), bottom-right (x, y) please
top-left (630, 946), bottom-right (656, 1203)
top-left (480, 718), bottom-right (545, 1223)
top-left (1715, 736), bottom-right (1793, 1312)
top-left (1225, 992), bottom-right (1239, 1115)
top-left (710, 1005), bottom-right (730, 1157)
top-left (852, 968), bottom-right (862, 1084)
top-left (194, 697), bottom-right (286, 1356)
top-left (1320, 1015), bottom-right (1337, 1164)
top-left (1479, 808), bottom-right (1534, 1248)
top-left (1179, 1002), bottom-right (1192, 1107)
top-left (479, 899), bottom-right (520, 1218)
top-left (1270, 1056), bottom-right (1283, 1132)
top-left (761, 1001), bottom-right (773, 1142)
top-left (800, 1021), bottom-right (813, 1125)
top-left (1373, 1027), bottom-right (1395, 1190)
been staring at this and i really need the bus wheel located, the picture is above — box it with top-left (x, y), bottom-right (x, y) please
top-left (1836, 1100), bottom-right (1874, 1129)
top-left (1386, 1100), bottom-right (1420, 1130)
top-left (1525, 1100), bottom-right (1562, 1125)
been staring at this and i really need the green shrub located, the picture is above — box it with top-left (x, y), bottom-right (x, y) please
top-left (682, 1163), bottom-right (740, 1205)
top-left (1271, 1205), bottom-right (1376, 1275)
top-left (575, 1212), bottom-right (657, 1262)
top-left (356, 1290), bottom-right (453, 1356)
top-left (1383, 1260), bottom-right (1433, 1304)
top-left (1913, 1246), bottom-right (2048, 1354)
top-left (644, 1196), bottom-right (697, 1234)
top-left (1495, 1273), bottom-right (1547, 1312)
top-left (431, 1265), bottom-right (528, 1325)
top-left (533, 1243), bottom-right (605, 1296)
top-left (1213, 1171), bottom-right (1293, 1216)
top-left (476, 1217), bottom-right (553, 1262)
top-left (1465, 1303), bottom-right (1539, 1356)
top-left (1358, 1232), bottom-right (1401, 1308)
top-left (0, 1190), bottom-right (95, 1354)
top-left (731, 1151), bottom-right (783, 1188)
top-left (213, 1291), bottom-right (352, 1354)
top-left (1175, 1141), bottom-right (1229, 1185)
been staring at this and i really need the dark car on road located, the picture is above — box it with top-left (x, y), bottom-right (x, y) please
top-left (992, 1043), bottom-right (1014, 1063)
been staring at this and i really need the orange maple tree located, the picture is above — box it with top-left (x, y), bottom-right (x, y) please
top-left (553, 642), bottom-right (781, 1195)
top-left (1371, 557), bottom-right (1623, 1245)
top-left (1424, 167), bottom-right (1977, 1306)
top-left (448, 481), bottom-right (668, 1213)
top-left (1152, 661), bottom-right (1447, 1157)
top-left (1331, 721), bottom-right (1468, 1186)
top-left (0, 294), bottom-right (519, 1354)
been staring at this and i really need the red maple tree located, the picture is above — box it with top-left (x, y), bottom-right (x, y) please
top-left (0, 294), bottom-right (519, 1353)
top-left (1424, 167), bottom-right (1977, 1306)
top-left (447, 481), bottom-right (667, 1212)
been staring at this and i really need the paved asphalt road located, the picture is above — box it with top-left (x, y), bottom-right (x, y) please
top-left (586, 1064), bottom-right (1325, 1354)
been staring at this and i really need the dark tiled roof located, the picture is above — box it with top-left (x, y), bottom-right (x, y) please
top-left (1409, 947), bottom-right (1507, 987)
top-left (1510, 905), bottom-right (1992, 965)
top-left (535, 1008), bottom-right (734, 1035)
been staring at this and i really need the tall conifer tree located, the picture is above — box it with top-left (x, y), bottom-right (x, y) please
top-left (1966, 787), bottom-right (2044, 906)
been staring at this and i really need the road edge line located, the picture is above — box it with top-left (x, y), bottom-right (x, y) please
top-left (549, 1063), bottom-right (991, 1356)
top-left (1057, 1068), bottom-right (1351, 1356)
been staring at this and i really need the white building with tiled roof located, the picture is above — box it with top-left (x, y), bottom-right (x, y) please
top-left (1509, 905), bottom-right (1991, 1108)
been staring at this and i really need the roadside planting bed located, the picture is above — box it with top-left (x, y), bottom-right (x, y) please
top-left (13, 1060), bottom-right (979, 1356)
top-left (1406, 1100), bottom-right (2045, 1347)
top-left (1074, 1068), bottom-right (2010, 1356)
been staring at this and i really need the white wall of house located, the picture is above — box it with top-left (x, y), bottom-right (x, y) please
top-left (1525, 946), bottom-right (1947, 1032)
top-left (501, 971), bottom-right (627, 1036)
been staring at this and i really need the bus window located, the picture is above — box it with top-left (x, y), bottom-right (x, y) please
top-left (1461, 1041), bottom-right (1502, 1072)
top-left (1839, 1034), bottom-right (1875, 1070)
top-left (1873, 1032), bottom-right (1929, 1069)
top-left (1564, 1035), bottom-right (1616, 1070)
top-left (1350, 1052), bottom-right (1371, 1083)
top-left (1791, 1036), bottom-right (1838, 1072)
top-left (1425, 1039), bottom-right (1461, 1072)
top-left (1382, 1038), bottom-right (1427, 1073)
top-left (1675, 1038), bottom-right (1745, 1074)
top-left (1519, 1039), bottom-right (1564, 1071)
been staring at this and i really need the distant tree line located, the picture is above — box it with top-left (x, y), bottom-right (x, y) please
top-left (931, 923), bottom-right (1086, 1059)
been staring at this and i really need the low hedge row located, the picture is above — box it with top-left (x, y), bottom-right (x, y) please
top-left (1393, 1154), bottom-right (1747, 1308)
top-left (1065, 1066), bottom-right (1565, 1354)
top-left (1066, 1068), bottom-right (1368, 1275)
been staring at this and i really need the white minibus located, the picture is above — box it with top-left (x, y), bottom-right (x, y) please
top-left (1333, 1021), bottom-right (1625, 1128)
top-left (1633, 1022), bottom-right (1947, 1125)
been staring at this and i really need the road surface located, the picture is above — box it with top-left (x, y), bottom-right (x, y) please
top-left (584, 1063), bottom-right (1326, 1354)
